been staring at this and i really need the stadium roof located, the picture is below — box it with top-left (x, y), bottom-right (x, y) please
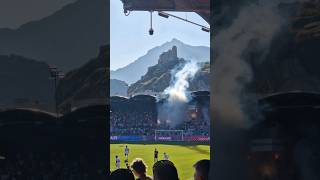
top-left (259, 91), bottom-right (320, 108)
top-left (250, 91), bottom-right (320, 137)
top-left (110, 95), bottom-right (129, 102)
top-left (121, 0), bottom-right (210, 23)
top-left (62, 105), bottom-right (107, 123)
top-left (0, 108), bottom-right (57, 125)
top-left (191, 90), bottom-right (210, 97)
top-left (131, 94), bottom-right (157, 101)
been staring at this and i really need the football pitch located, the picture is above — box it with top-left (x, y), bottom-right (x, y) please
top-left (110, 143), bottom-right (210, 180)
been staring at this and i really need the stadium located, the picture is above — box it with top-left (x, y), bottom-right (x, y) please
top-left (247, 92), bottom-right (320, 180)
top-left (110, 91), bottom-right (210, 179)
top-left (110, 0), bottom-right (211, 179)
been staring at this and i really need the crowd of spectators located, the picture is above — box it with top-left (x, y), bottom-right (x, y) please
top-left (110, 111), bottom-right (157, 136)
top-left (110, 107), bottom-right (210, 137)
top-left (110, 158), bottom-right (210, 180)
top-left (180, 119), bottom-right (210, 136)
top-left (0, 104), bottom-right (107, 180)
top-left (0, 152), bottom-right (105, 180)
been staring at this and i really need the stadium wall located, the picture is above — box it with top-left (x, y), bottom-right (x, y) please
top-left (110, 135), bottom-right (210, 143)
top-left (110, 140), bottom-right (210, 146)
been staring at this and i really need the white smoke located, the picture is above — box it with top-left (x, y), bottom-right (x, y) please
top-left (211, 1), bottom-right (313, 179)
top-left (201, 107), bottom-right (210, 123)
top-left (213, 0), bottom-right (285, 128)
top-left (164, 61), bottom-right (200, 102)
top-left (158, 61), bottom-right (200, 128)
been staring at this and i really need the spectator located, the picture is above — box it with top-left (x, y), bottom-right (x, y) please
top-left (0, 151), bottom-right (105, 180)
top-left (193, 159), bottom-right (210, 180)
top-left (130, 158), bottom-right (152, 180)
top-left (110, 168), bottom-right (135, 180)
top-left (153, 160), bottom-right (179, 180)
top-left (110, 104), bottom-right (209, 137)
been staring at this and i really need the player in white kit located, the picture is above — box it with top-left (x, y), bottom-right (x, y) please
top-left (115, 155), bottom-right (120, 169)
top-left (124, 145), bottom-right (129, 161)
top-left (163, 152), bottom-right (169, 160)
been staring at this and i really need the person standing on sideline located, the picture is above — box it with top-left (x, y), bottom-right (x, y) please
top-left (154, 148), bottom-right (159, 163)
top-left (115, 155), bottom-right (121, 169)
top-left (125, 145), bottom-right (130, 161)
top-left (163, 152), bottom-right (169, 160)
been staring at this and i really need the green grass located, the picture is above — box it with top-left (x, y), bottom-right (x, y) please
top-left (110, 143), bottom-right (210, 180)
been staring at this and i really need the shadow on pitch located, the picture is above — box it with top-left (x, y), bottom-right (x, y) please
top-left (182, 145), bottom-right (209, 155)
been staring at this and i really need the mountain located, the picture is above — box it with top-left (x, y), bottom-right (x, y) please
top-left (0, 55), bottom-right (54, 107)
top-left (56, 45), bottom-right (108, 112)
top-left (110, 79), bottom-right (128, 97)
top-left (128, 46), bottom-right (210, 96)
top-left (111, 38), bottom-right (209, 84)
top-left (0, 0), bottom-right (108, 71)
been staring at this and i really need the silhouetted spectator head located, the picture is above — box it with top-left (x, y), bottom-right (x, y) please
top-left (153, 160), bottom-right (179, 180)
top-left (130, 158), bottom-right (152, 179)
top-left (193, 159), bottom-right (210, 180)
top-left (110, 168), bottom-right (135, 180)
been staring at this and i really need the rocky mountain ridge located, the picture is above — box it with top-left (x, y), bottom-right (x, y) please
top-left (0, 0), bottom-right (108, 71)
top-left (0, 55), bottom-right (54, 108)
top-left (111, 39), bottom-right (209, 84)
top-left (128, 46), bottom-right (210, 96)
top-left (56, 45), bottom-right (108, 112)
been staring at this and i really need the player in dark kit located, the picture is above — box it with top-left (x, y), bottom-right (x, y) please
top-left (154, 148), bottom-right (159, 163)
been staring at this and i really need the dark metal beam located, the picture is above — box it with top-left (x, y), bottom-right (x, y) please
top-left (121, 0), bottom-right (210, 23)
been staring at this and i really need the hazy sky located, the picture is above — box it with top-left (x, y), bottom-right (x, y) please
top-left (110, 0), bottom-right (210, 70)
top-left (0, 0), bottom-right (76, 29)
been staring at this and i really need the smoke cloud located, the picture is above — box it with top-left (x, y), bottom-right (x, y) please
top-left (158, 61), bottom-right (200, 128)
top-left (213, 0), bottom-right (285, 128)
top-left (164, 61), bottom-right (200, 102)
top-left (201, 106), bottom-right (210, 123)
top-left (211, 1), bottom-right (311, 180)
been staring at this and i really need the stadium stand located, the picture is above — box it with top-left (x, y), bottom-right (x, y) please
top-left (110, 91), bottom-right (210, 141)
top-left (247, 92), bottom-right (320, 179)
top-left (110, 95), bottom-right (157, 137)
top-left (0, 105), bottom-right (108, 180)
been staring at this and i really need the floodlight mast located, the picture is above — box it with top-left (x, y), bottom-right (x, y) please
top-left (49, 66), bottom-right (64, 118)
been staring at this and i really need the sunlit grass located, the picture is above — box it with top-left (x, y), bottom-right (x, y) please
top-left (110, 143), bottom-right (210, 180)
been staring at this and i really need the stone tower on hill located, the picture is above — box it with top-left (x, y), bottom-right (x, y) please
top-left (158, 46), bottom-right (178, 64)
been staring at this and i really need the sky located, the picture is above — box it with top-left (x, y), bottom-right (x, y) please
top-left (0, 0), bottom-right (76, 29)
top-left (110, 0), bottom-right (210, 70)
